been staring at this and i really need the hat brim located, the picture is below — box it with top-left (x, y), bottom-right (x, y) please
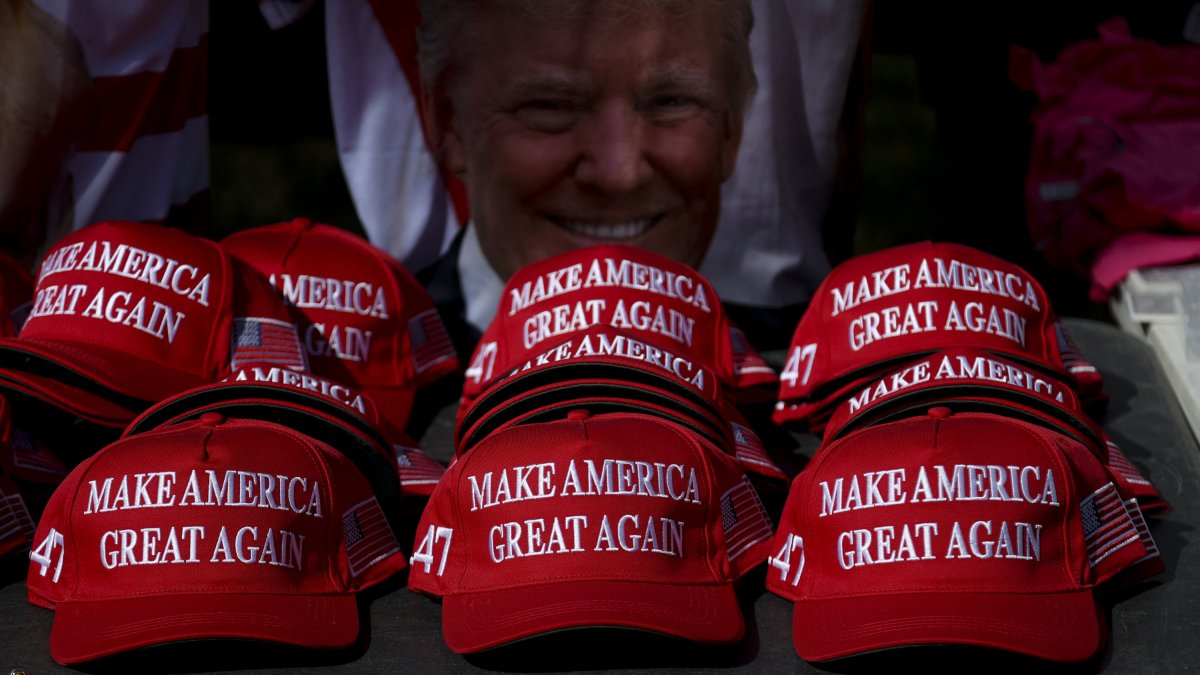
top-left (824, 389), bottom-right (1107, 457)
top-left (457, 381), bottom-right (730, 453)
top-left (458, 361), bottom-right (726, 445)
top-left (792, 588), bottom-right (1105, 664)
top-left (0, 368), bottom-right (142, 428)
top-left (441, 579), bottom-right (745, 654)
top-left (124, 380), bottom-right (381, 444)
top-left (49, 592), bottom-right (361, 665)
top-left (0, 337), bottom-right (206, 407)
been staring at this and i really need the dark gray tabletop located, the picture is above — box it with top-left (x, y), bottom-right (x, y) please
top-left (2, 318), bottom-right (1197, 674)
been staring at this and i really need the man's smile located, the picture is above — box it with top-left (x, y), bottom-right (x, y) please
top-left (550, 215), bottom-right (662, 241)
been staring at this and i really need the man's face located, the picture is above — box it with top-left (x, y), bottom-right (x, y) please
top-left (433, 4), bottom-right (744, 281)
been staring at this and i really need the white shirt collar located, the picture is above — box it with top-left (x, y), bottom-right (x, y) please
top-left (457, 224), bottom-right (505, 335)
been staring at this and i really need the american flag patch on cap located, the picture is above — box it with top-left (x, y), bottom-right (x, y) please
top-left (1080, 482), bottom-right (1140, 567)
top-left (343, 497), bottom-right (400, 577)
top-left (231, 317), bottom-right (308, 371)
top-left (1121, 495), bottom-right (1161, 563)
top-left (408, 309), bottom-right (455, 373)
top-left (0, 479), bottom-right (35, 543)
top-left (728, 326), bottom-right (775, 377)
top-left (1105, 441), bottom-right (1153, 488)
top-left (1054, 321), bottom-right (1097, 375)
top-left (730, 422), bottom-right (787, 480)
top-left (393, 443), bottom-right (446, 488)
top-left (10, 427), bottom-right (69, 481)
top-left (720, 476), bottom-right (773, 561)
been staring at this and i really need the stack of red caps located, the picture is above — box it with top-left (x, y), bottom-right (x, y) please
top-left (0, 220), bottom-right (307, 433)
top-left (455, 324), bottom-right (730, 449)
top-left (766, 404), bottom-right (1165, 663)
top-left (121, 363), bottom-right (409, 525)
top-left (819, 347), bottom-right (1168, 516)
top-left (409, 246), bottom-right (785, 652)
top-left (409, 410), bottom-right (774, 652)
top-left (0, 220), bottom-right (315, 543)
top-left (454, 245), bottom-right (788, 486)
top-left (461, 244), bottom-right (777, 413)
top-left (773, 241), bottom-right (1104, 434)
top-left (764, 241), bottom-right (1166, 663)
top-left (27, 412), bottom-right (406, 665)
top-left (221, 217), bottom-right (460, 436)
top-left (221, 218), bottom-right (463, 494)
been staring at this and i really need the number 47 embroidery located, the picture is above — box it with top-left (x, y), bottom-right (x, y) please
top-left (30, 528), bottom-right (65, 583)
top-left (410, 524), bottom-right (453, 576)
top-left (768, 533), bottom-right (805, 586)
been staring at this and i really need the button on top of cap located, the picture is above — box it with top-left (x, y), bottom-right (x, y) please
top-left (927, 406), bottom-right (952, 419)
top-left (197, 412), bottom-right (225, 426)
top-left (567, 409), bottom-right (592, 421)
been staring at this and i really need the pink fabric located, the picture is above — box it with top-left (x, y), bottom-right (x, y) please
top-left (1011, 17), bottom-right (1200, 277)
top-left (1089, 231), bottom-right (1200, 301)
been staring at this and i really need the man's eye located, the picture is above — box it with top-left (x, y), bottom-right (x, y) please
top-left (643, 95), bottom-right (701, 122)
top-left (514, 100), bottom-right (579, 132)
top-left (652, 95), bottom-right (692, 108)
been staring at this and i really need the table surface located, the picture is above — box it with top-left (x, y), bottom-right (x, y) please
top-left (2, 318), bottom-right (1197, 675)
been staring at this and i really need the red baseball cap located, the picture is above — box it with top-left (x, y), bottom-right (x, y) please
top-left (766, 407), bottom-right (1163, 663)
top-left (774, 241), bottom-right (1103, 427)
top-left (27, 413), bottom-right (407, 665)
top-left (221, 218), bottom-right (460, 434)
top-left (819, 348), bottom-right (1168, 515)
top-left (0, 221), bottom-right (307, 427)
top-left (408, 410), bottom-right (774, 653)
top-left (462, 244), bottom-right (777, 413)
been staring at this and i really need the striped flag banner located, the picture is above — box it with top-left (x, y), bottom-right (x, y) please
top-left (343, 496), bottom-right (401, 577)
top-left (408, 309), bottom-right (455, 373)
top-left (231, 317), bottom-right (308, 371)
top-left (393, 443), bottom-right (446, 488)
top-left (1080, 482), bottom-right (1140, 568)
top-left (720, 476), bottom-right (773, 561)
